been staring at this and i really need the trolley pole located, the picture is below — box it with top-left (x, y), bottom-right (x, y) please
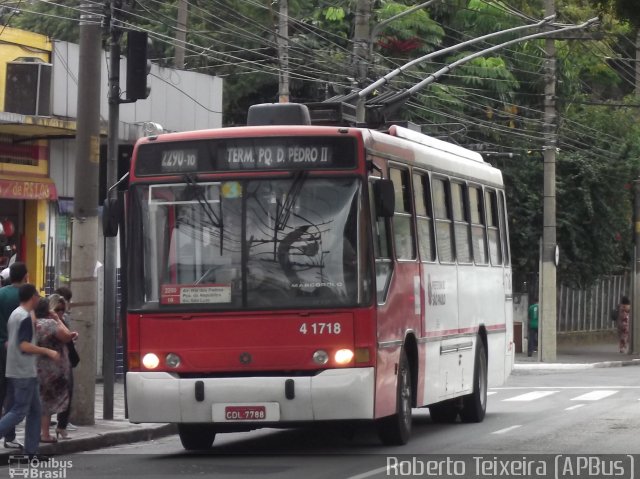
top-left (540, 0), bottom-right (557, 362)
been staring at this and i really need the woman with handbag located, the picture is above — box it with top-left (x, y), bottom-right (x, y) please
top-left (53, 287), bottom-right (79, 439)
top-left (34, 296), bottom-right (76, 442)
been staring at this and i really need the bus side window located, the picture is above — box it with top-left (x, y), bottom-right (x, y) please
top-left (485, 189), bottom-right (503, 266)
top-left (469, 186), bottom-right (488, 264)
top-left (498, 191), bottom-right (510, 266)
top-left (390, 168), bottom-right (416, 260)
top-left (369, 179), bottom-right (393, 303)
top-left (413, 173), bottom-right (436, 262)
top-left (451, 182), bottom-right (472, 264)
top-left (433, 178), bottom-right (455, 263)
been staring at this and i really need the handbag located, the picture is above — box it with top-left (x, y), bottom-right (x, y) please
top-left (68, 341), bottom-right (80, 368)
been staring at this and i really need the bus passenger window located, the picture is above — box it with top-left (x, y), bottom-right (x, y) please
top-left (485, 190), bottom-right (502, 266)
top-left (369, 179), bottom-right (393, 303)
top-left (390, 168), bottom-right (416, 260)
top-left (433, 178), bottom-right (455, 263)
top-left (499, 191), bottom-right (510, 266)
top-left (413, 173), bottom-right (435, 262)
top-left (469, 186), bottom-right (488, 264)
top-left (451, 182), bottom-right (472, 264)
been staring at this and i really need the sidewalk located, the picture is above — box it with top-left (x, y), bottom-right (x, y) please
top-left (515, 341), bottom-right (640, 371)
top-left (0, 381), bottom-right (175, 462)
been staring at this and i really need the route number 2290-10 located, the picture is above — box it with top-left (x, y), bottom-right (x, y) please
top-left (299, 322), bottom-right (342, 335)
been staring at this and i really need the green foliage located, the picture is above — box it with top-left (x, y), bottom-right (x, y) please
top-left (7, 0), bottom-right (640, 286)
top-left (11, 0), bottom-right (80, 42)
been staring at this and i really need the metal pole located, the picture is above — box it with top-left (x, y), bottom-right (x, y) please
top-left (103, 0), bottom-right (121, 420)
top-left (277, 0), bottom-right (289, 103)
top-left (540, 0), bottom-right (557, 362)
top-left (353, 0), bottom-right (372, 122)
top-left (632, 180), bottom-right (640, 353)
top-left (70, 2), bottom-right (102, 425)
top-left (635, 29), bottom-right (640, 96)
top-left (174, 0), bottom-right (188, 69)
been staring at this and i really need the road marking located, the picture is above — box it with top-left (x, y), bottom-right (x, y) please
top-left (492, 425), bottom-right (522, 434)
top-left (565, 404), bottom-right (585, 411)
top-left (503, 391), bottom-right (558, 401)
top-left (487, 392), bottom-right (497, 396)
top-left (570, 390), bottom-right (618, 401)
top-left (346, 466), bottom-right (387, 479)
top-left (492, 386), bottom-right (640, 390)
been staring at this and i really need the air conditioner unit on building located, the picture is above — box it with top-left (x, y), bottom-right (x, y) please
top-left (5, 60), bottom-right (52, 116)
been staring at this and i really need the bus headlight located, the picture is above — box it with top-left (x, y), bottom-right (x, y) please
top-left (312, 350), bottom-right (329, 365)
top-left (334, 349), bottom-right (354, 365)
top-left (165, 353), bottom-right (181, 368)
top-left (142, 353), bottom-right (160, 369)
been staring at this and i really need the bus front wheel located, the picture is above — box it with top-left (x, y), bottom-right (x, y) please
top-left (460, 338), bottom-right (488, 423)
top-left (178, 423), bottom-right (216, 450)
top-left (377, 349), bottom-right (412, 445)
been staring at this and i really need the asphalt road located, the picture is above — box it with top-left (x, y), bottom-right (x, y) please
top-left (3, 367), bottom-right (639, 479)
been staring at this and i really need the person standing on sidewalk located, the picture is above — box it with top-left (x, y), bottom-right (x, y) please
top-left (527, 295), bottom-right (539, 357)
top-left (0, 284), bottom-right (59, 458)
top-left (617, 296), bottom-right (631, 354)
top-left (54, 286), bottom-right (78, 435)
top-left (0, 262), bottom-right (28, 449)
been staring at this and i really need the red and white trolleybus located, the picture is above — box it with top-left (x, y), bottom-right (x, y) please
top-left (105, 103), bottom-right (513, 450)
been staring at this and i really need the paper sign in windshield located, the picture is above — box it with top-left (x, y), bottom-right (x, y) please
top-left (161, 284), bottom-right (231, 304)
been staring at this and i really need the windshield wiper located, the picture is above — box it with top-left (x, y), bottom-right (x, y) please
top-left (183, 174), bottom-right (224, 254)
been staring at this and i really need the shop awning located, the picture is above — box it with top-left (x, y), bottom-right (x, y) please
top-left (0, 112), bottom-right (77, 140)
top-left (0, 175), bottom-right (58, 200)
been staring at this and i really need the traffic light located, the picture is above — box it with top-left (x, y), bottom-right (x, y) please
top-left (126, 30), bottom-right (151, 101)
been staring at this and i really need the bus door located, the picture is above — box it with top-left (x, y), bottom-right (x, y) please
top-left (429, 177), bottom-right (461, 399)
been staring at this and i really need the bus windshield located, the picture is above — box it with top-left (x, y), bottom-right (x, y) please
top-left (128, 177), bottom-right (366, 311)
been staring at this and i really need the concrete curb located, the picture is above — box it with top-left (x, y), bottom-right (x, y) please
top-left (0, 423), bottom-right (177, 464)
top-left (514, 358), bottom-right (640, 372)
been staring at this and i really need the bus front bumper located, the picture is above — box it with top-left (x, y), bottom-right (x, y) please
top-left (126, 368), bottom-right (375, 424)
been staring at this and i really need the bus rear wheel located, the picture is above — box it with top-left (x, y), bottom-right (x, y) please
top-left (460, 338), bottom-right (488, 423)
top-left (377, 349), bottom-right (412, 445)
top-left (178, 423), bottom-right (216, 450)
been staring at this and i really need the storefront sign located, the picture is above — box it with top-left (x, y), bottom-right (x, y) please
top-left (0, 179), bottom-right (57, 200)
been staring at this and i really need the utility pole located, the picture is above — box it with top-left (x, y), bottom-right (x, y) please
top-left (70, 2), bottom-right (102, 425)
top-left (277, 0), bottom-right (289, 103)
top-left (353, 0), bottom-right (372, 122)
top-left (174, 0), bottom-right (188, 69)
top-left (540, 0), bottom-right (557, 362)
top-left (635, 30), bottom-right (640, 95)
top-left (633, 179), bottom-right (640, 354)
top-left (103, 0), bottom-right (123, 420)
top-left (633, 29), bottom-right (640, 354)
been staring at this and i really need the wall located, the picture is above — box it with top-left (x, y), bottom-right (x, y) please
top-left (52, 41), bottom-right (223, 134)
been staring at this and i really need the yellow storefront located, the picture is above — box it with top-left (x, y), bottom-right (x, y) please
top-left (0, 27), bottom-right (75, 292)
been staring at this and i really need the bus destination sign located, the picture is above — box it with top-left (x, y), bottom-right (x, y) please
top-left (160, 149), bottom-right (198, 173)
top-left (135, 136), bottom-right (356, 176)
top-left (223, 144), bottom-right (332, 170)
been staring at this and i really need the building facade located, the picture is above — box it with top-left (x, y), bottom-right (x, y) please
top-left (0, 27), bottom-right (223, 294)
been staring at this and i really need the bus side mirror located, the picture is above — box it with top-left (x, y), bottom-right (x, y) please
top-left (373, 179), bottom-right (395, 218)
top-left (103, 197), bottom-right (121, 237)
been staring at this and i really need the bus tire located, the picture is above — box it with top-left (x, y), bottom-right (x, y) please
top-left (178, 423), bottom-right (216, 450)
top-left (428, 400), bottom-right (458, 423)
top-left (460, 338), bottom-right (488, 423)
top-left (377, 349), bottom-right (412, 445)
